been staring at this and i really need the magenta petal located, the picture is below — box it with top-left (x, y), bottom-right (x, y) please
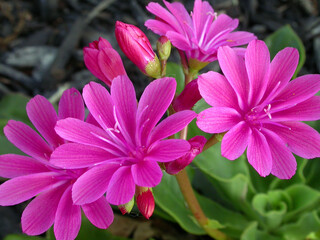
top-left (107, 166), bottom-right (135, 205)
top-left (137, 77), bottom-right (176, 145)
top-left (131, 160), bottom-right (162, 187)
top-left (54, 186), bottom-right (81, 240)
top-left (163, 0), bottom-right (192, 31)
top-left (50, 143), bottom-right (116, 169)
top-left (82, 196), bottom-right (114, 229)
top-left (0, 172), bottom-right (62, 205)
top-left (272, 74), bottom-right (320, 111)
top-left (83, 82), bottom-right (115, 129)
top-left (263, 47), bottom-right (299, 100)
top-left (147, 139), bottom-right (190, 162)
top-left (198, 71), bottom-right (238, 109)
top-left (55, 118), bottom-right (120, 154)
top-left (247, 129), bottom-right (272, 177)
top-left (148, 110), bottom-right (197, 144)
top-left (4, 120), bottom-right (52, 162)
top-left (26, 95), bottom-right (64, 149)
top-left (245, 40), bottom-right (270, 106)
top-left (58, 88), bottom-right (85, 121)
top-left (172, 79), bottom-right (202, 112)
top-left (197, 107), bottom-right (241, 133)
top-left (111, 75), bottom-right (137, 142)
top-left (263, 129), bottom-right (297, 179)
top-left (224, 31), bottom-right (257, 47)
top-left (0, 154), bottom-right (48, 178)
top-left (145, 19), bottom-right (174, 36)
top-left (166, 31), bottom-right (193, 51)
top-left (97, 48), bottom-right (127, 86)
top-left (218, 46), bottom-right (249, 109)
top-left (221, 121), bottom-right (251, 160)
top-left (265, 122), bottom-right (320, 159)
top-left (72, 163), bottom-right (120, 205)
top-left (21, 184), bottom-right (67, 235)
top-left (207, 14), bottom-right (238, 41)
top-left (84, 48), bottom-right (110, 84)
top-left (271, 96), bottom-right (320, 121)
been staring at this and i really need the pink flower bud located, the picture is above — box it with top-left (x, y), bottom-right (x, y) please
top-left (172, 79), bottom-right (202, 112)
top-left (118, 197), bottom-right (134, 215)
top-left (83, 37), bottom-right (127, 87)
top-left (165, 136), bottom-right (207, 175)
top-left (135, 187), bottom-right (155, 219)
top-left (115, 21), bottom-right (161, 78)
top-left (157, 36), bottom-right (171, 61)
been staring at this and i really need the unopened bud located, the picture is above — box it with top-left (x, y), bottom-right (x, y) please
top-left (115, 21), bottom-right (161, 78)
top-left (157, 36), bottom-right (171, 61)
top-left (135, 187), bottom-right (155, 219)
top-left (118, 197), bottom-right (134, 215)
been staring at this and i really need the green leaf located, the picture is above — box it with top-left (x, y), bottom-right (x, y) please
top-left (241, 222), bottom-right (284, 240)
top-left (264, 25), bottom-right (305, 78)
top-left (4, 235), bottom-right (43, 240)
top-left (165, 62), bottom-right (184, 94)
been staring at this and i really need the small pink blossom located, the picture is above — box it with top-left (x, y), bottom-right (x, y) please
top-left (83, 37), bottom-right (127, 86)
top-left (0, 89), bottom-right (114, 240)
top-left (51, 76), bottom-right (197, 206)
top-left (145, 0), bottom-right (256, 67)
top-left (197, 40), bottom-right (320, 179)
top-left (115, 21), bottom-right (161, 78)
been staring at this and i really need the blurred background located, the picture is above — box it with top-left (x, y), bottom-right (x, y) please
top-left (0, 0), bottom-right (319, 239)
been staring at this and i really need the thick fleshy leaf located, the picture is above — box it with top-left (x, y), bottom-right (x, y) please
top-left (50, 143), bottom-right (116, 169)
top-left (72, 163), bottom-right (120, 205)
top-left (262, 47), bottom-right (299, 102)
top-left (82, 196), bottom-right (114, 229)
top-left (131, 160), bottom-right (163, 187)
top-left (107, 166), bottom-right (135, 205)
top-left (111, 75), bottom-right (137, 144)
top-left (83, 82), bottom-right (115, 129)
top-left (4, 120), bottom-right (52, 162)
top-left (0, 172), bottom-right (62, 205)
top-left (55, 118), bottom-right (121, 156)
top-left (218, 46), bottom-right (249, 109)
top-left (21, 184), bottom-right (67, 235)
top-left (247, 129), bottom-right (272, 177)
top-left (198, 71), bottom-right (239, 109)
top-left (147, 139), bottom-right (190, 162)
top-left (197, 107), bottom-right (242, 133)
top-left (26, 95), bottom-right (63, 149)
top-left (221, 121), bottom-right (251, 160)
top-left (271, 96), bottom-right (320, 121)
top-left (264, 122), bottom-right (320, 159)
top-left (58, 88), bottom-right (85, 121)
top-left (148, 110), bottom-right (197, 144)
top-left (136, 77), bottom-right (176, 145)
top-left (0, 154), bottom-right (48, 178)
top-left (97, 48), bottom-right (127, 85)
top-left (271, 74), bottom-right (320, 111)
top-left (54, 186), bottom-right (81, 240)
top-left (245, 40), bottom-right (270, 106)
top-left (263, 129), bottom-right (297, 179)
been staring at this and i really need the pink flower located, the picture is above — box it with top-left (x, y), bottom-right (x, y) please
top-left (145, 0), bottom-right (256, 68)
top-left (0, 89), bottom-right (113, 240)
top-left (115, 21), bottom-right (161, 78)
top-left (51, 76), bottom-right (197, 205)
top-left (83, 37), bottom-right (127, 86)
top-left (196, 40), bottom-right (320, 179)
top-left (135, 187), bottom-right (155, 219)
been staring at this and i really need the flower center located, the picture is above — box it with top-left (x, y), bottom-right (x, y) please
top-left (244, 104), bottom-right (272, 126)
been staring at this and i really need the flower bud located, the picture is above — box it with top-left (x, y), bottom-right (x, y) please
top-left (83, 37), bottom-right (127, 87)
top-left (135, 187), bottom-right (155, 219)
top-left (115, 21), bottom-right (161, 78)
top-left (157, 36), bottom-right (171, 61)
top-left (118, 197), bottom-right (135, 215)
top-left (165, 136), bottom-right (207, 175)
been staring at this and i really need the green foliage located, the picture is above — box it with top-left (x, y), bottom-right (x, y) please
top-left (165, 62), bottom-right (184, 94)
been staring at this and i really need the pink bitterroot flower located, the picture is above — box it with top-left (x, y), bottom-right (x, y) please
top-left (196, 40), bottom-right (320, 179)
top-left (0, 89), bottom-right (113, 240)
top-left (145, 0), bottom-right (256, 70)
top-left (50, 76), bottom-right (197, 206)
top-left (83, 37), bottom-right (127, 86)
